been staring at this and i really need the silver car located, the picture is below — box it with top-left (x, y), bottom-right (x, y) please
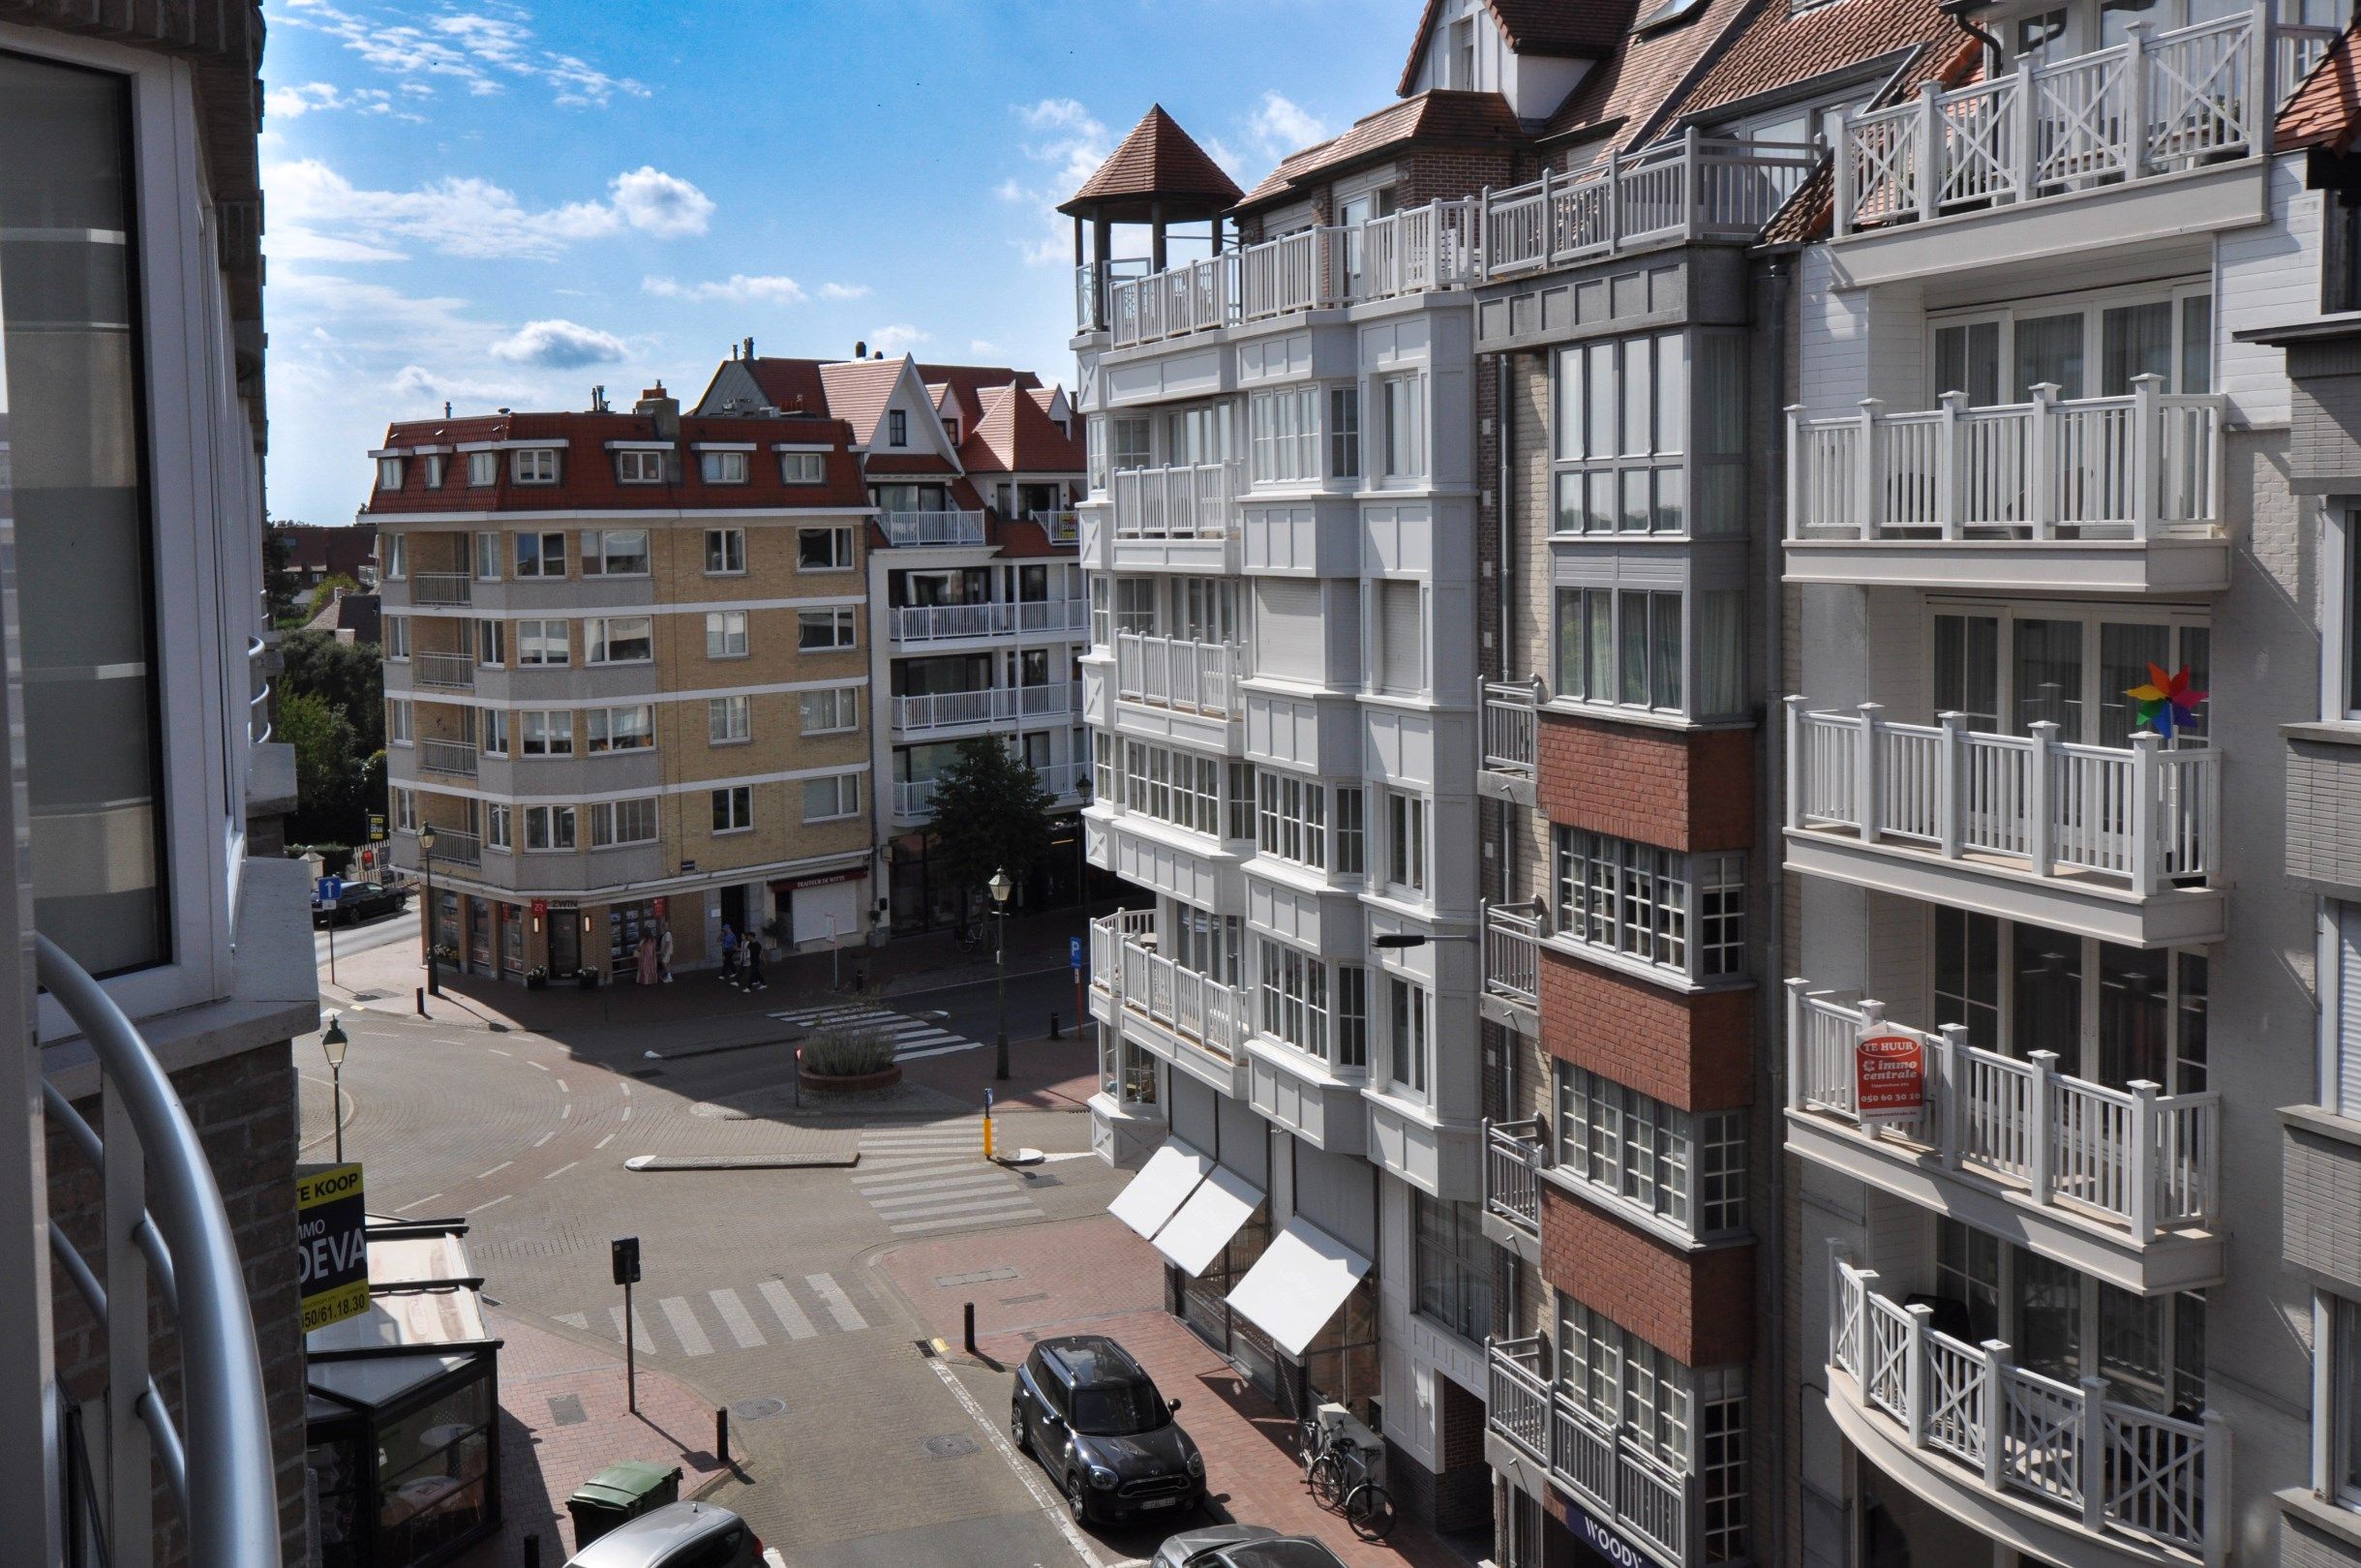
top-left (1152, 1523), bottom-right (1348, 1568)
top-left (563, 1501), bottom-right (764, 1568)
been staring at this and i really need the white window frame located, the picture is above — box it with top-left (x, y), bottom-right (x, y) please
top-left (801, 772), bottom-right (862, 823)
top-left (467, 450), bottom-right (498, 486)
top-left (798, 607), bottom-right (858, 651)
top-left (585, 705), bottom-right (652, 754)
top-left (799, 686), bottom-right (860, 736)
top-left (383, 616), bottom-right (410, 662)
top-left (520, 709), bottom-right (574, 757)
top-left (1924, 278), bottom-right (2215, 406)
top-left (798, 526), bottom-right (856, 572)
top-left (377, 456), bottom-right (403, 491)
top-left (588, 616), bottom-right (654, 666)
top-left (590, 797), bottom-right (659, 847)
top-left (1256, 938), bottom-right (1330, 1061)
top-left (1378, 373), bottom-right (1426, 481)
top-left (705, 527), bottom-right (746, 576)
top-left (709, 695), bottom-right (751, 745)
top-left (1383, 789), bottom-right (1428, 897)
top-left (1387, 975), bottom-right (1430, 1095)
top-left (705, 610), bottom-right (749, 660)
top-left (515, 530), bottom-right (567, 578)
top-left (711, 785), bottom-right (753, 834)
top-left (615, 449), bottom-right (665, 485)
top-left (484, 802), bottom-right (512, 851)
top-left (523, 803), bottom-right (577, 851)
top-left (478, 708), bottom-right (509, 757)
top-left (779, 451), bottom-right (826, 485)
top-left (512, 447), bottom-right (560, 485)
top-left (1554, 1059), bottom-right (1747, 1239)
top-left (517, 618), bottom-right (569, 667)
top-left (700, 449), bottom-right (749, 485)
top-left (386, 699), bottom-right (412, 746)
top-left (580, 528), bottom-right (650, 577)
top-left (1553, 827), bottom-right (1748, 986)
top-left (382, 532), bottom-right (408, 581)
top-left (473, 531), bottom-right (501, 581)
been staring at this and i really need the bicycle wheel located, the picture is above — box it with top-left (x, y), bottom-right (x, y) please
top-left (1308, 1451), bottom-right (1347, 1509)
top-left (1345, 1482), bottom-right (1397, 1542)
top-left (1296, 1416), bottom-right (1324, 1465)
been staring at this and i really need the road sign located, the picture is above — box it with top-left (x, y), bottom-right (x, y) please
top-left (611, 1236), bottom-right (642, 1285)
top-left (317, 875), bottom-right (344, 906)
top-left (296, 1163), bottom-right (370, 1332)
top-left (367, 813), bottom-right (386, 842)
top-left (1856, 1032), bottom-right (1927, 1126)
top-left (1070, 936), bottom-right (1083, 971)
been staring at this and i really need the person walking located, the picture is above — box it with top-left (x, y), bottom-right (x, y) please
top-left (743, 935), bottom-right (767, 992)
top-left (634, 931), bottom-right (658, 987)
top-left (718, 921), bottom-right (738, 980)
top-left (658, 924), bottom-right (674, 983)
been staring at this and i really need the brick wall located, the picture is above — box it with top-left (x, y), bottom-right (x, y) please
top-left (1538, 949), bottom-right (1753, 1112)
top-left (47, 1040), bottom-right (309, 1567)
top-left (1396, 145), bottom-right (1529, 212)
top-left (1434, 1373), bottom-right (1493, 1534)
top-left (1539, 1185), bottom-right (1756, 1368)
top-left (1536, 712), bottom-right (1755, 853)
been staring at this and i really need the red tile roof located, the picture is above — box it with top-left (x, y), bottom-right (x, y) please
top-left (2279, 22), bottom-right (2361, 152)
top-left (990, 517), bottom-right (1076, 557)
top-left (1237, 90), bottom-right (1529, 209)
top-left (1667, 0), bottom-right (1957, 127)
top-left (1062, 106), bottom-right (1243, 216)
top-left (861, 453), bottom-right (960, 476)
top-left (1538, 0), bottom-right (1750, 150)
top-left (740, 357), bottom-right (829, 414)
top-left (1749, 28), bottom-right (1981, 243)
top-left (1398, 0), bottom-right (1632, 96)
top-left (816, 358), bottom-right (910, 450)
top-left (958, 384), bottom-right (1086, 475)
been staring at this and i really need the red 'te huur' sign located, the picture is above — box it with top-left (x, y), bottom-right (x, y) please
top-left (1856, 1032), bottom-right (1926, 1125)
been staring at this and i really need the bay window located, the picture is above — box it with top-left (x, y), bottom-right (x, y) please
top-left (523, 804), bottom-right (576, 850)
top-left (580, 528), bottom-right (649, 576)
top-left (1413, 1194), bottom-right (1493, 1342)
top-left (518, 618), bottom-right (568, 666)
top-left (520, 710), bottom-right (572, 757)
top-left (1248, 386), bottom-right (1321, 484)
top-left (485, 803), bottom-right (511, 851)
top-left (585, 706), bottom-right (652, 753)
top-left (1554, 827), bottom-right (1747, 983)
top-left (1335, 787), bottom-right (1366, 875)
top-left (589, 798), bottom-right (657, 846)
top-left (588, 616), bottom-right (653, 664)
top-left (1378, 374), bottom-right (1425, 480)
top-left (1121, 739), bottom-right (1221, 836)
top-left (1555, 1061), bottom-right (1747, 1236)
top-left (1256, 770), bottom-right (1327, 869)
top-left (1336, 967), bottom-right (1369, 1070)
top-left (1384, 790), bottom-right (1428, 895)
top-left (1387, 976), bottom-right (1429, 1094)
top-left (1257, 940), bottom-right (1329, 1058)
top-left (1329, 387), bottom-right (1361, 478)
top-left (384, 617), bottom-right (410, 661)
top-left (377, 456), bottom-right (404, 491)
top-left (1554, 584), bottom-right (1744, 720)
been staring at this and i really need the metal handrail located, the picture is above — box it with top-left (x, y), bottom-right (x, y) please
top-left (36, 933), bottom-right (281, 1568)
top-left (245, 635), bottom-right (272, 745)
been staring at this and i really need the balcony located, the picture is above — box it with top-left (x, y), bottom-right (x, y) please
top-left (1785, 381), bottom-right (2230, 593)
top-left (1827, 1255), bottom-right (2224, 1564)
top-left (1114, 632), bottom-right (1244, 725)
top-left (408, 570), bottom-right (472, 607)
top-left (1099, 199), bottom-right (1481, 347)
top-left (1480, 679), bottom-right (1538, 804)
top-left (411, 652), bottom-right (476, 692)
top-left (891, 680), bottom-right (1081, 736)
top-left (1831, 15), bottom-right (2273, 283)
top-left (1088, 910), bottom-right (1250, 1098)
top-left (1486, 1338), bottom-right (1696, 1568)
top-left (888, 598), bottom-right (1088, 646)
top-left (413, 827), bottom-right (482, 869)
top-left (1786, 985), bottom-right (2223, 1291)
top-left (1031, 507), bottom-right (1081, 546)
top-left (1482, 1118), bottom-right (1545, 1260)
top-left (893, 761), bottom-right (1084, 824)
top-left (1481, 900), bottom-right (1542, 1031)
top-left (418, 739), bottom-right (477, 777)
top-left (1110, 463), bottom-right (1239, 541)
top-left (1481, 132), bottom-right (1816, 278)
top-left (1783, 699), bottom-right (2225, 947)
top-left (879, 510), bottom-right (986, 548)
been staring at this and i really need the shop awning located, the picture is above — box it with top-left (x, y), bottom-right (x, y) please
top-left (1226, 1216), bottom-right (1372, 1359)
top-left (1107, 1138), bottom-right (1212, 1241)
top-left (1151, 1162), bottom-right (1263, 1277)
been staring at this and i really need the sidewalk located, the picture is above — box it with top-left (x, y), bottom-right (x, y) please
top-left (452, 1307), bottom-right (733, 1567)
top-left (320, 904), bottom-right (1108, 1038)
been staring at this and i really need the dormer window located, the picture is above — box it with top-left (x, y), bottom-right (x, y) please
top-left (780, 452), bottom-right (827, 484)
top-left (617, 450), bottom-right (665, 485)
top-left (889, 409), bottom-right (908, 447)
top-left (1451, 16), bottom-right (1476, 88)
top-left (469, 451), bottom-right (498, 486)
top-left (424, 454), bottom-right (446, 487)
top-left (700, 450), bottom-right (749, 484)
top-left (944, 418), bottom-right (960, 442)
top-left (513, 448), bottom-right (560, 485)
top-left (377, 457), bottom-right (404, 490)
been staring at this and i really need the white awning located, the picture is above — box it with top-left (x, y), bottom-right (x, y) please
top-left (1151, 1162), bottom-right (1263, 1277)
top-left (1106, 1138), bottom-right (1212, 1242)
top-left (1225, 1216), bottom-right (1372, 1359)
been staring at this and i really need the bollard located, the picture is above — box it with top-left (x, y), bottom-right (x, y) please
top-left (415, 986), bottom-right (427, 1017)
top-left (716, 1406), bottom-right (731, 1466)
top-left (964, 1300), bottom-right (978, 1355)
top-left (1049, 1010), bottom-right (1062, 1040)
top-left (523, 1535), bottom-right (540, 1568)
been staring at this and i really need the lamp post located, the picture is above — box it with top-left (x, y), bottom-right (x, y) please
top-left (418, 824), bottom-right (440, 997)
top-left (989, 867), bottom-right (1014, 1080)
top-left (320, 1012), bottom-right (351, 1164)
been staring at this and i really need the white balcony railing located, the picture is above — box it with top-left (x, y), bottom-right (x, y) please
top-left (1031, 508), bottom-right (1082, 545)
top-left (1787, 984), bottom-right (2221, 1240)
top-left (1482, 679), bottom-right (1539, 774)
top-left (1788, 378), bottom-right (2225, 542)
top-left (1090, 910), bottom-right (1248, 1065)
top-left (1108, 462), bottom-right (1240, 541)
top-left (891, 680), bottom-right (1082, 733)
top-left (890, 598), bottom-right (1088, 644)
top-left (1830, 1255), bottom-right (2224, 1554)
top-left (1487, 1338), bottom-right (1693, 1565)
top-left (418, 739), bottom-right (478, 777)
top-left (409, 571), bottom-right (472, 607)
top-left (1113, 632), bottom-right (1244, 718)
top-left (1784, 699), bottom-right (2221, 896)
top-left (894, 761), bottom-right (1084, 821)
top-left (1483, 1117), bottom-right (1545, 1235)
top-left (879, 509), bottom-right (986, 547)
top-left (1482, 901), bottom-right (1542, 1007)
top-left (1075, 256), bottom-right (1154, 333)
top-left (411, 651), bottom-right (475, 691)
top-left (1836, 13), bottom-right (2262, 235)
top-left (1484, 131), bottom-right (1817, 275)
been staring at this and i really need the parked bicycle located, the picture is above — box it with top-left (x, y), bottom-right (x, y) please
top-left (1295, 1417), bottom-right (1397, 1542)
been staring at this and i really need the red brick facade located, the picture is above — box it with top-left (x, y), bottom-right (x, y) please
top-left (1536, 711), bottom-right (1755, 854)
top-left (1537, 949), bottom-right (1752, 1112)
top-left (1538, 1184), bottom-right (1756, 1369)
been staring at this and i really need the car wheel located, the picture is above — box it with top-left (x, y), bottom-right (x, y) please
top-left (1065, 1469), bottom-right (1091, 1523)
top-left (1011, 1401), bottom-right (1031, 1456)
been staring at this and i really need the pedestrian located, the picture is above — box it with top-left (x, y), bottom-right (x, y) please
top-left (718, 921), bottom-right (738, 980)
top-left (635, 932), bottom-right (657, 986)
top-left (658, 924), bottom-right (674, 983)
top-left (744, 936), bottom-right (767, 992)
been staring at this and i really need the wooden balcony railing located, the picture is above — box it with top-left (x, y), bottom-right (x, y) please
top-left (1089, 911), bottom-right (1246, 1066)
top-left (1113, 632), bottom-right (1244, 718)
top-left (1108, 463), bottom-right (1239, 541)
top-left (1483, 130), bottom-right (1816, 275)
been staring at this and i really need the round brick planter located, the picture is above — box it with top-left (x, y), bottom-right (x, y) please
top-left (798, 1064), bottom-right (902, 1094)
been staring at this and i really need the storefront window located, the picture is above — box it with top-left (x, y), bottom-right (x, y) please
top-left (1413, 1193), bottom-right (1493, 1342)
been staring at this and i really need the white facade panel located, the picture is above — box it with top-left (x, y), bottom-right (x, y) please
top-left (2217, 157), bottom-right (2313, 429)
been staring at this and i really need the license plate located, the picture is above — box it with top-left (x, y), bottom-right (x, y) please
top-left (1140, 1497), bottom-right (1179, 1509)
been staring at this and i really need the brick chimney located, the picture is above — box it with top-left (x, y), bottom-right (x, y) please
top-left (634, 380), bottom-right (680, 440)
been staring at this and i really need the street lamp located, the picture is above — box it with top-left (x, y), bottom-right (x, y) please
top-left (989, 867), bottom-right (1014, 1080)
top-left (320, 1012), bottom-right (351, 1165)
top-left (418, 824), bottom-right (440, 997)
top-left (1371, 931), bottom-right (1479, 950)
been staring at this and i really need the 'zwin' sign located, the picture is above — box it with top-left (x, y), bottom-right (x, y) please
top-left (1856, 1032), bottom-right (1927, 1126)
top-left (296, 1163), bottom-right (371, 1332)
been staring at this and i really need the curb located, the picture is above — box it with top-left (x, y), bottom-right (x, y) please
top-left (622, 1153), bottom-right (859, 1171)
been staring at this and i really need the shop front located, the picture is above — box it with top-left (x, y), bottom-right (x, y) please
top-left (605, 895), bottom-right (664, 980)
top-left (772, 866), bottom-right (866, 949)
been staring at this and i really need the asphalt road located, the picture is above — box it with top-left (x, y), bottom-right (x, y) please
top-left (301, 964), bottom-right (1142, 1568)
top-left (312, 904), bottom-right (419, 969)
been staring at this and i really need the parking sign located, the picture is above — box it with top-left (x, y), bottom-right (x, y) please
top-left (1070, 936), bottom-right (1083, 971)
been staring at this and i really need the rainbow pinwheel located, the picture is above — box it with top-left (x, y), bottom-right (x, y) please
top-left (2125, 663), bottom-right (2206, 739)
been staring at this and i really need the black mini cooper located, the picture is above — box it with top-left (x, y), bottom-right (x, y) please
top-left (1011, 1334), bottom-right (1206, 1523)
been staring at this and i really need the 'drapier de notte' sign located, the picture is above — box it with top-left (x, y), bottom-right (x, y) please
top-left (296, 1162), bottom-right (371, 1333)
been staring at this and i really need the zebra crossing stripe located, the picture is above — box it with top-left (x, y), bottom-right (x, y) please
top-left (854, 1161), bottom-right (989, 1185)
top-left (772, 1005), bottom-right (985, 1060)
top-left (888, 1208), bottom-right (1044, 1236)
top-left (805, 1273), bottom-right (867, 1332)
top-left (710, 1287), bottom-right (765, 1350)
top-left (659, 1296), bottom-right (714, 1358)
top-left (872, 1195), bottom-right (1041, 1226)
top-left (855, 1170), bottom-right (1014, 1199)
top-left (611, 1304), bottom-right (657, 1352)
top-left (556, 1312), bottom-right (589, 1331)
top-left (758, 1279), bottom-right (817, 1340)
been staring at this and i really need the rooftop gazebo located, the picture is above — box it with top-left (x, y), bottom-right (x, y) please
top-left (1062, 106), bottom-right (1242, 334)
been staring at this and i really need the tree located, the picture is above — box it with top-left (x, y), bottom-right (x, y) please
top-left (281, 690), bottom-right (365, 844)
top-left (263, 523), bottom-right (300, 628)
top-left (924, 739), bottom-right (1053, 917)
top-left (304, 572), bottom-right (361, 622)
top-left (279, 628), bottom-right (386, 752)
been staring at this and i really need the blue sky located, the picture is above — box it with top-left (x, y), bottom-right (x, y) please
top-left (259, 0), bottom-right (1417, 524)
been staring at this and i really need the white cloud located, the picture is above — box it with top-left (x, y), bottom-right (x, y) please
top-left (1002, 97), bottom-right (1113, 267)
top-left (608, 166), bottom-right (713, 238)
top-left (263, 157), bottom-right (713, 262)
top-left (264, 80), bottom-right (416, 120)
top-left (272, 0), bottom-right (649, 107)
top-left (869, 324), bottom-right (931, 356)
top-left (644, 273), bottom-right (805, 304)
top-left (490, 318), bottom-right (628, 368)
top-left (969, 339), bottom-right (1002, 356)
top-left (819, 282), bottom-right (871, 301)
top-left (1248, 92), bottom-right (1328, 158)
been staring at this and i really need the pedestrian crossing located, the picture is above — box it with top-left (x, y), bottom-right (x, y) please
top-left (853, 1122), bottom-right (1044, 1236)
top-left (770, 1003), bottom-right (983, 1062)
top-left (553, 1270), bottom-right (877, 1357)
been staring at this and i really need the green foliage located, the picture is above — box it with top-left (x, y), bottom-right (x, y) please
top-left (281, 692), bottom-right (365, 844)
top-left (263, 524), bottom-right (301, 627)
top-left (304, 572), bottom-right (362, 621)
top-left (280, 628), bottom-right (386, 752)
top-left (923, 739), bottom-right (1053, 915)
top-left (801, 1024), bottom-right (895, 1076)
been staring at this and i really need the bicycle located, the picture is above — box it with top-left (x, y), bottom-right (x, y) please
top-left (1299, 1422), bottom-right (1397, 1542)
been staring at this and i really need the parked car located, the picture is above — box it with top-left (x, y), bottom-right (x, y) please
top-left (562, 1501), bottom-right (764, 1568)
top-left (1153, 1525), bottom-right (1349, 1568)
top-left (1011, 1334), bottom-right (1205, 1523)
top-left (310, 877), bottom-right (410, 928)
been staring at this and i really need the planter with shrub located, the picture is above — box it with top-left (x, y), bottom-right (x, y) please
top-left (798, 1022), bottom-right (900, 1092)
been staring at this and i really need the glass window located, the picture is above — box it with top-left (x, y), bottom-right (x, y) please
top-left (468, 450), bottom-right (498, 486)
top-left (802, 774), bottom-right (860, 822)
top-left (799, 608), bottom-right (857, 650)
top-left (585, 706), bottom-right (651, 753)
top-left (515, 530), bottom-right (567, 578)
top-left (474, 531), bottom-right (502, 580)
top-left (384, 617), bottom-right (410, 660)
top-left (1329, 386), bottom-right (1360, 478)
top-left (799, 527), bottom-right (854, 571)
top-left (512, 448), bottom-right (560, 484)
top-left (616, 449), bottom-right (664, 484)
top-left (800, 687), bottom-right (859, 735)
top-left (1334, 786), bottom-right (1366, 875)
top-left (1934, 320), bottom-right (2004, 407)
top-left (590, 798), bottom-right (657, 846)
top-left (705, 611), bottom-right (749, 659)
top-left (711, 786), bottom-right (752, 832)
top-left (589, 617), bottom-right (653, 664)
top-left (1386, 791), bottom-right (1427, 893)
top-left (2013, 313), bottom-right (2088, 401)
top-left (704, 528), bottom-right (745, 574)
top-left (518, 619), bottom-right (568, 666)
top-left (1388, 977), bottom-right (1429, 1092)
top-left (700, 449), bottom-right (749, 484)
top-left (1335, 966), bottom-right (1368, 1069)
top-left (888, 409), bottom-right (908, 446)
top-left (780, 451), bottom-right (827, 484)
top-left (1414, 1194), bottom-right (1492, 1342)
top-left (2337, 1296), bottom-right (2361, 1506)
top-left (580, 528), bottom-right (648, 576)
top-left (523, 804), bottom-right (576, 850)
top-left (521, 710), bottom-right (572, 757)
top-left (1554, 828), bottom-right (1743, 984)
top-left (709, 695), bottom-right (750, 744)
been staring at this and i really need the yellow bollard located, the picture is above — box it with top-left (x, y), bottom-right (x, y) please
top-left (983, 1114), bottom-right (995, 1162)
